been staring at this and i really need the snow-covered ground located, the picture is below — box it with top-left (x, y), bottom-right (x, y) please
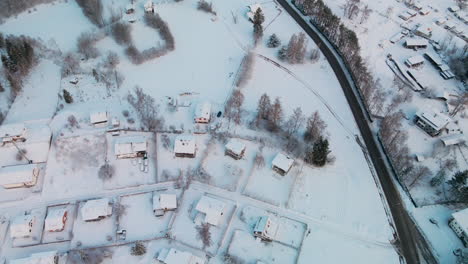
top-left (0, 0), bottom-right (406, 263)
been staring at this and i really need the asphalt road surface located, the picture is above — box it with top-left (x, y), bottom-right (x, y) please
top-left (275, 0), bottom-right (438, 263)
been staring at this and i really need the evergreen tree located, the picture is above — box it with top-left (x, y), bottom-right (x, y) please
top-left (447, 170), bottom-right (468, 201)
top-left (255, 93), bottom-right (271, 126)
top-left (309, 137), bottom-right (329, 166)
top-left (268, 97), bottom-right (283, 132)
top-left (253, 8), bottom-right (265, 25)
top-left (0, 82), bottom-right (4, 93)
top-left (267, 34), bottom-right (281, 48)
top-left (63, 89), bottom-right (73, 104)
top-left (278, 46), bottom-right (288, 61)
top-left (430, 170), bottom-right (445, 187)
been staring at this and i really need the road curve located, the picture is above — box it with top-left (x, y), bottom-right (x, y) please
top-left (274, 0), bottom-right (437, 263)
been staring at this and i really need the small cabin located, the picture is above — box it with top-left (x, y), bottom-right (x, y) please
top-left (194, 196), bottom-right (226, 226)
top-left (44, 208), bottom-right (68, 232)
top-left (114, 136), bottom-right (148, 159)
top-left (405, 38), bottom-right (428, 49)
top-left (90, 111), bottom-right (108, 125)
top-left (80, 198), bottom-right (113, 222)
top-left (272, 153), bottom-right (294, 176)
top-left (153, 194), bottom-right (177, 217)
top-left (10, 214), bottom-right (35, 239)
top-left (225, 139), bottom-right (246, 160)
top-left (194, 102), bottom-right (212, 124)
top-left (174, 135), bottom-right (196, 158)
top-left (449, 6), bottom-right (461, 12)
top-left (253, 216), bottom-right (279, 242)
top-left (415, 25), bottom-right (432, 38)
top-left (405, 55), bottom-right (425, 68)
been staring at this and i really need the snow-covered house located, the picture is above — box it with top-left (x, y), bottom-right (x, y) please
top-left (405, 55), bottom-right (425, 68)
top-left (439, 64), bottom-right (455, 80)
top-left (412, 2), bottom-right (423, 11)
top-left (449, 6), bottom-right (461, 12)
top-left (194, 195), bottom-right (226, 226)
top-left (405, 38), bottom-right (428, 49)
top-left (153, 193), bottom-right (177, 217)
top-left (441, 134), bottom-right (466, 147)
top-left (0, 164), bottom-right (40, 189)
top-left (44, 208), bottom-right (68, 232)
top-left (419, 7), bottom-right (430, 15)
top-left (225, 139), bottom-right (246, 160)
top-left (424, 52), bottom-right (443, 68)
top-left (10, 251), bottom-right (59, 264)
top-left (272, 153), bottom-right (294, 176)
top-left (450, 208), bottom-right (468, 246)
top-left (0, 123), bottom-right (26, 143)
top-left (10, 214), bottom-right (35, 239)
top-left (415, 25), bottom-right (432, 38)
top-left (247, 3), bottom-right (262, 22)
top-left (80, 198), bottom-right (113, 222)
top-left (399, 10), bottom-right (417, 21)
top-left (157, 248), bottom-right (205, 264)
top-left (253, 216), bottom-right (279, 242)
top-left (144, 0), bottom-right (154, 13)
top-left (194, 102), bottom-right (212, 124)
top-left (90, 111), bottom-right (108, 125)
top-left (174, 135), bottom-right (196, 158)
top-left (435, 18), bottom-right (447, 25)
top-left (114, 136), bottom-right (148, 159)
top-left (126, 4), bottom-right (135, 14)
top-left (414, 110), bottom-right (451, 136)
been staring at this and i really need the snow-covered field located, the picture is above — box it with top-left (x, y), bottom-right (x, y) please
top-left (0, 0), bottom-right (405, 263)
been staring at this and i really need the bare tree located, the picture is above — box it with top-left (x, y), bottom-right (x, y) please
top-left (407, 165), bottom-right (431, 189)
top-left (225, 89), bottom-right (244, 125)
top-left (111, 22), bottom-right (132, 46)
top-left (360, 4), bottom-right (372, 24)
top-left (76, 0), bottom-right (103, 27)
top-left (268, 97), bottom-right (283, 131)
top-left (310, 48), bottom-right (320, 63)
top-left (284, 33), bottom-right (307, 64)
top-left (196, 223), bottom-right (212, 249)
top-left (77, 32), bottom-right (100, 59)
top-left (104, 51), bottom-right (119, 69)
top-left (197, 0), bottom-right (216, 15)
top-left (236, 51), bottom-right (254, 88)
top-left (127, 86), bottom-right (164, 131)
top-left (449, 93), bottom-right (468, 116)
top-left (285, 107), bottom-right (304, 138)
top-left (304, 111), bottom-right (327, 142)
top-left (62, 52), bottom-right (81, 77)
top-left (343, 0), bottom-right (360, 20)
top-left (385, 6), bottom-right (394, 18)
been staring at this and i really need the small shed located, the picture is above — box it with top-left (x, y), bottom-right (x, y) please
top-left (0, 123), bottom-right (26, 143)
top-left (157, 248), bottom-right (205, 264)
top-left (195, 195), bottom-right (226, 226)
top-left (174, 135), bottom-right (196, 158)
top-left (419, 7), bottom-right (430, 15)
top-left (405, 55), bottom-right (425, 67)
top-left (10, 214), bottom-right (35, 239)
top-left (441, 134), bottom-right (466, 147)
top-left (90, 111), bottom-right (108, 125)
top-left (272, 153), bottom-right (294, 176)
top-left (0, 164), bottom-right (40, 189)
top-left (424, 52), bottom-right (443, 67)
top-left (114, 136), bottom-right (148, 159)
top-left (435, 18), bottom-right (447, 25)
top-left (194, 102), bottom-right (212, 123)
top-left (10, 251), bottom-right (58, 264)
top-left (153, 194), bottom-right (177, 216)
top-left (449, 6), bottom-right (461, 12)
top-left (44, 208), bottom-right (68, 232)
top-left (225, 139), bottom-right (246, 160)
top-left (253, 216), bottom-right (279, 242)
top-left (415, 25), bottom-right (432, 38)
top-left (144, 0), bottom-right (154, 13)
top-left (405, 38), bottom-right (428, 49)
top-left (80, 198), bottom-right (113, 222)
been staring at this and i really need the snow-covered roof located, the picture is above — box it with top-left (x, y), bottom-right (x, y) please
top-left (0, 123), bottom-right (26, 139)
top-left (114, 136), bottom-right (147, 155)
top-left (415, 109), bottom-right (451, 131)
top-left (90, 111), bottom-right (108, 124)
top-left (406, 55), bottom-right (424, 66)
top-left (254, 216), bottom-right (279, 239)
top-left (445, 21), bottom-right (456, 29)
top-left (449, 6), bottom-right (461, 12)
top-left (416, 25), bottom-right (432, 35)
top-left (158, 248), bottom-right (205, 264)
top-left (10, 251), bottom-right (57, 264)
top-left (424, 52), bottom-right (443, 66)
top-left (144, 0), bottom-right (154, 11)
top-left (453, 208), bottom-right (468, 235)
top-left (194, 102), bottom-right (211, 121)
top-left (441, 134), bottom-right (466, 147)
top-left (405, 38), bottom-right (428, 46)
top-left (174, 135), bottom-right (195, 155)
top-left (10, 214), bottom-right (34, 238)
top-left (225, 139), bottom-right (246, 156)
top-left (435, 17), bottom-right (447, 24)
top-left (0, 164), bottom-right (39, 186)
top-left (44, 208), bottom-right (67, 231)
top-left (272, 153), bottom-right (294, 172)
top-left (195, 195), bottom-right (226, 226)
top-left (81, 198), bottom-right (112, 221)
top-left (153, 194), bottom-right (177, 211)
top-left (419, 7), bottom-right (430, 14)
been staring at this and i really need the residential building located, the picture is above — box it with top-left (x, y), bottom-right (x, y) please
top-left (174, 135), bottom-right (196, 158)
top-left (441, 134), bottom-right (466, 147)
top-left (194, 195), bottom-right (226, 226)
top-left (225, 139), bottom-right (246, 160)
top-left (80, 198), bottom-right (113, 222)
top-left (253, 216), bottom-right (279, 242)
top-left (405, 55), bottom-right (425, 68)
top-left (0, 123), bottom-right (26, 143)
top-left (194, 102), bottom-right (211, 123)
top-left (0, 164), bottom-right (40, 189)
top-left (90, 111), bottom-right (108, 125)
top-left (405, 38), bottom-right (428, 49)
top-left (114, 136), bottom-right (148, 159)
top-left (272, 153), bottom-right (294, 176)
top-left (10, 214), bottom-right (35, 239)
top-left (157, 248), bottom-right (205, 264)
top-left (44, 208), bottom-right (68, 232)
top-left (153, 193), bottom-right (177, 217)
top-left (414, 109), bottom-right (451, 136)
top-left (450, 208), bottom-right (468, 246)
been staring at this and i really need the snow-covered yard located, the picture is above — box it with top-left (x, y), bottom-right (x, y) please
top-left (41, 203), bottom-right (77, 244)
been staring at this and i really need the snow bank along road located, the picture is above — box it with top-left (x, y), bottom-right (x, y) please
top-left (275, 0), bottom-right (437, 263)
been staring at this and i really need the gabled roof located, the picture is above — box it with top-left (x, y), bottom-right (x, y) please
top-left (0, 123), bottom-right (26, 138)
top-left (44, 208), bottom-right (67, 231)
top-left (81, 198), bottom-right (112, 221)
top-left (0, 164), bottom-right (39, 186)
top-left (416, 109), bottom-right (451, 130)
top-left (90, 111), bottom-right (108, 124)
top-left (406, 55), bottom-right (424, 65)
top-left (194, 102), bottom-right (211, 120)
top-left (153, 194), bottom-right (177, 211)
top-left (225, 139), bottom-right (246, 156)
top-left (174, 135), bottom-right (195, 155)
top-left (114, 136), bottom-right (147, 155)
top-left (272, 153), bottom-right (294, 172)
top-left (195, 196), bottom-right (226, 226)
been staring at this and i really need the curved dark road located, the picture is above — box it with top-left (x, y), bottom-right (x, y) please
top-left (274, 0), bottom-right (438, 263)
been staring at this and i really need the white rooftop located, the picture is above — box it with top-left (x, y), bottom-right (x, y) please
top-left (416, 109), bottom-right (451, 131)
top-left (158, 248), bottom-right (205, 264)
top-left (441, 134), bottom-right (466, 147)
top-left (0, 164), bottom-right (39, 186)
top-left (225, 139), bottom-right (246, 156)
top-left (44, 208), bottom-right (67, 231)
top-left (174, 135), bottom-right (195, 155)
top-left (10, 251), bottom-right (57, 264)
top-left (424, 52), bottom-right (443, 66)
top-left (114, 136), bottom-right (147, 155)
top-left (272, 153), bottom-right (294, 172)
top-left (0, 123), bottom-right (26, 138)
top-left (153, 194), bottom-right (177, 211)
top-left (406, 38), bottom-right (428, 46)
top-left (90, 111), bottom-right (108, 124)
top-left (81, 198), bottom-right (112, 221)
top-left (195, 195), bottom-right (226, 226)
top-left (453, 208), bottom-right (468, 236)
top-left (406, 55), bottom-right (425, 65)
top-left (254, 216), bottom-right (279, 239)
top-left (194, 102), bottom-right (211, 121)
top-left (10, 214), bottom-right (34, 238)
